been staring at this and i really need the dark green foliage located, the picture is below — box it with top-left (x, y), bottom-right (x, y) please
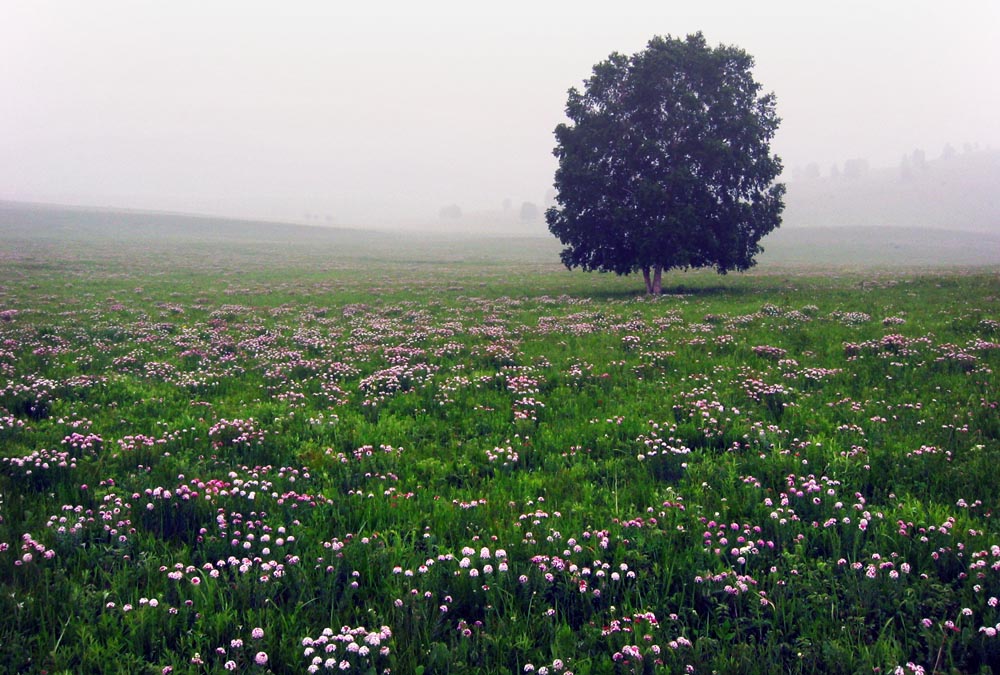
top-left (547, 33), bottom-right (785, 292)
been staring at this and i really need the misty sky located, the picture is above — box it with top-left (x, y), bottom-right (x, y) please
top-left (2, 1), bottom-right (999, 227)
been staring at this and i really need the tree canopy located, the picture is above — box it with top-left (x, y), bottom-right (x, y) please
top-left (545, 33), bottom-right (785, 294)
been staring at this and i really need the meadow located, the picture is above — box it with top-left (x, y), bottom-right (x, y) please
top-left (1, 212), bottom-right (999, 674)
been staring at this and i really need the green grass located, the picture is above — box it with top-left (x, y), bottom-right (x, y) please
top-left (1, 220), bottom-right (999, 674)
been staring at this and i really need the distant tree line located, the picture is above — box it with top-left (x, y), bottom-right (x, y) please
top-left (792, 142), bottom-right (990, 183)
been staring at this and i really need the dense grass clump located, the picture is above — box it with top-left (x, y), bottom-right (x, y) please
top-left (0, 238), bottom-right (998, 674)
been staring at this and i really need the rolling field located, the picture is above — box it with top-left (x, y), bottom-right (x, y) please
top-left (1, 207), bottom-right (1000, 674)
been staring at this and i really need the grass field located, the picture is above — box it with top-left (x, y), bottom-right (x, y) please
top-left (1, 204), bottom-right (999, 674)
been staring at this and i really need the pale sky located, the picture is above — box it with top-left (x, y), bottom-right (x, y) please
top-left (2, 1), bottom-right (998, 227)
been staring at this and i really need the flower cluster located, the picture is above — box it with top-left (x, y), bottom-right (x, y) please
top-left (301, 626), bottom-right (392, 673)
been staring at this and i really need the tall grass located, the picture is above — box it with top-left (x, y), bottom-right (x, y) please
top-left (1, 240), bottom-right (998, 674)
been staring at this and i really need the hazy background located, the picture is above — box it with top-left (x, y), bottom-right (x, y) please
top-left (3, 0), bottom-right (999, 233)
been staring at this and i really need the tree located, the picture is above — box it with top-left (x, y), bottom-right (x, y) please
top-left (519, 201), bottom-right (539, 223)
top-left (438, 204), bottom-right (463, 220)
top-left (843, 158), bottom-right (869, 180)
top-left (899, 154), bottom-right (913, 182)
top-left (545, 33), bottom-right (785, 294)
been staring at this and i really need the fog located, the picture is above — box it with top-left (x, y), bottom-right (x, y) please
top-left (2, 1), bottom-right (999, 230)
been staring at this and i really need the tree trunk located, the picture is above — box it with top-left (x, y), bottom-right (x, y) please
top-left (642, 267), bottom-right (653, 294)
top-left (652, 265), bottom-right (662, 295)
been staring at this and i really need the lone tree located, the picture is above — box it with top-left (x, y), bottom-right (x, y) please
top-left (546, 33), bottom-right (785, 294)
